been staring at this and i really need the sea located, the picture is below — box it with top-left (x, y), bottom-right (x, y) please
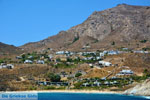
top-left (38, 93), bottom-right (150, 100)
top-left (0, 92), bottom-right (149, 100)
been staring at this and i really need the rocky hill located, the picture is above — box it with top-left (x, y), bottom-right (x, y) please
top-left (0, 42), bottom-right (23, 56)
top-left (21, 4), bottom-right (150, 51)
top-left (124, 79), bottom-right (150, 96)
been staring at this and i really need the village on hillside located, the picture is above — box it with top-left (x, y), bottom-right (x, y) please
top-left (0, 46), bottom-right (150, 91)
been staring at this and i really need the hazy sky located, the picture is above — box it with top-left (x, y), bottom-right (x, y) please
top-left (0, 0), bottom-right (150, 46)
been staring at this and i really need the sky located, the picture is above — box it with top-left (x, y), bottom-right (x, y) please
top-left (0, 0), bottom-right (150, 46)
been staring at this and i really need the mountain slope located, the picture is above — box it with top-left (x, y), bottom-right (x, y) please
top-left (21, 4), bottom-right (150, 51)
top-left (124, 79), bottom-right (150, 96)
top-left (0, 42), bottom-right (23, 55)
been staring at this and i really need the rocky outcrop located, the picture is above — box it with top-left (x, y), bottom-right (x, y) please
top-left (124, 79), bottom-right (150, 96)
top-left (69, 4), bottom-right (150, 41)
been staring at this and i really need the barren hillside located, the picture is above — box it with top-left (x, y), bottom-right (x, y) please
top-left (21, 4), bottom-right (150, 51)
top-left (0, 42), bottom-right (23, 56)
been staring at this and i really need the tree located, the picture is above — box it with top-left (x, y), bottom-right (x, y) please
top-left (56, 58), bottom-right (61, 62)
top-left (111, 41), bottom-right (115, 45)
top-left (22, 54), bottom-right (26, 59)
top-left (143, 69), bottom-right (148, 74)
top-left (143, 69), bottom-right (150, 77)
top-left (0, 59), bottom-right (4, 64)
top-left (74, 82), bottom-right (83, 89)
top-left (48, 73), bottom-right (61, 82)
top-left (75, 73), bottom-right (82, 77)
top-left (67, 58), bottom-right (72, 62)
top-left (140, 40), bottom-right (147, 43)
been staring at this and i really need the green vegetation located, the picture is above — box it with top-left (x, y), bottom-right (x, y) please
top-left (56, 58), bottom-right (61, 62)
top-left (130, 69), bottom-right (150, 82)
top-left (111, 41), bottom-right (115, 45)
top-left (28, 86), bottom-right (37, 90)
top-left (142, 47), bottom-right (150, 51)
top-left (140, 40), bottom-right (147, 43)
top-left (74, 82), bottom-right (83, 89)
top-left (92, 40), bottom-right (99, 43)
top-left (131, 75), bottom-right (147, 82)
top-left (0, 58), bottom-right (12, 64)
top-left (0, 59), bottom-right (4, 64)
top-left (72, 36), bottom-right (79, 43)
top-left (75, 73), bottom-right (82, 77)
top-left (67, 57), bottom-right (81, 64)
top-left (48, 73), bottom-right (61, 82)
top-left (44, 86), bottom-right (56, 90)
top-left (72, 77), bottom-right (135, 90)
top-left (143, 69), bottom-right (150, 77)
top-left (43, 86), bottom-right (66, 90)
top-left (82, 53), bottom-right (96, 57)
top-left (54, 63), bottom-right (76, 68)
top-left (103, 30), bottom-right (107, 33)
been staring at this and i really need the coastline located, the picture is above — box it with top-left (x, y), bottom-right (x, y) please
top-left (1, 90), bottom-right (150, 98)
top-left (0, 90), bottom-right (123, 94)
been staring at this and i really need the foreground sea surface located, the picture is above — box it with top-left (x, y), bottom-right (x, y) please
top-left (38, 93), bottom-right (150, 100)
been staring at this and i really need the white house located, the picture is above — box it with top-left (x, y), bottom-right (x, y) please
top-left (28, 56), bottom-right (33, 59)
top-left (133, 50), bottom-right (149, 54)
top-left (7, 64), bottom-right (14, 69)
top-left (24, 60), bottom-right (33, 64)
top-left (107, 50), bottom-right (119, 55)
top-left (89, 64), bottom-right (93, 67)
top-left (48, 54), bottom-right (53, 59)
top-left (122, 48), bottom-right (129, 51)
top-left (83, 57), bottom-right (94, 60)
top-left (56, 51), bottom-right (65, 55)
top-left (83, 45), bottom-right (91, 49)
top-left (100, 52), bottom-right (105, 57)
top-left (100, 51), bottom-right (108, 57)
top-left (93, 81), bottom-right (101, 86)
top-left (36, 60), bottom-right (45, 64)
top-left (117, 70), bottom-right (134, 75)
top-left (0, 63), bottom-right (14, 69)
top-left (16, 56), bottom-right (22, 59)
top-left (98, 61), bottom-right (112, 67)
top-left (82, 83), bottom-right (90, 87)
top-left (96, 56), bottom-right (101, 60)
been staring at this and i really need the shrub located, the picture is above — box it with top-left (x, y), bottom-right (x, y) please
top-left (0, 59), bottom-right (4, 64)
top-left (29, 86), bottom-right (37, 90)
top-left (44, 86), bottom-right (55, 90)
top-left (142, 47), bottom-right (150, 51)
top-left (74, 82), bottom-right (83, 89)
top-left (140, 40), bottom-right (147, 43)
top-left (75, 73), bottom-right (82, 77)
top-left (72, 36), bottom-right (79, 43)
top-left (111, 41), bottom-right (115, 45)
top-left (143, 69), bottom-right (150, 77)
top-left (48, 73), bottom-right (61, 82)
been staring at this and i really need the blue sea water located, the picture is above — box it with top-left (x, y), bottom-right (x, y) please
top-left (38, 93), bottom-right (150, 100)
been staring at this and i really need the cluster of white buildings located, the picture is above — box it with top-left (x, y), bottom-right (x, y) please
top-left (24, 60), bottom-right (45, 64)
top-left (133, 50), bottom-right (149, 54)
top-left (0, 63), bottom-right (14, 69)
top-left (117, 69), bottom-right (134, 76)
top-left (98, 61), bottom-right (112, 67)
top-left (24, 60), bottom-right (33, 64)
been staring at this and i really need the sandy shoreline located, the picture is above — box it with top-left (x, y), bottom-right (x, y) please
top-left (0, 90), bottom-right (123, 94)
top-left (1, 90), bottom-right (150, 97)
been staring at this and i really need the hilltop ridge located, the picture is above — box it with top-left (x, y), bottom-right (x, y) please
top-left (0, 42), bottom-right (23, 56)
top-left (21, 4), bottom-right (150, 52)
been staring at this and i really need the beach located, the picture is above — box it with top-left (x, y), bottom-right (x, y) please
top-left (0, 90), bottom-right (123, 94)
